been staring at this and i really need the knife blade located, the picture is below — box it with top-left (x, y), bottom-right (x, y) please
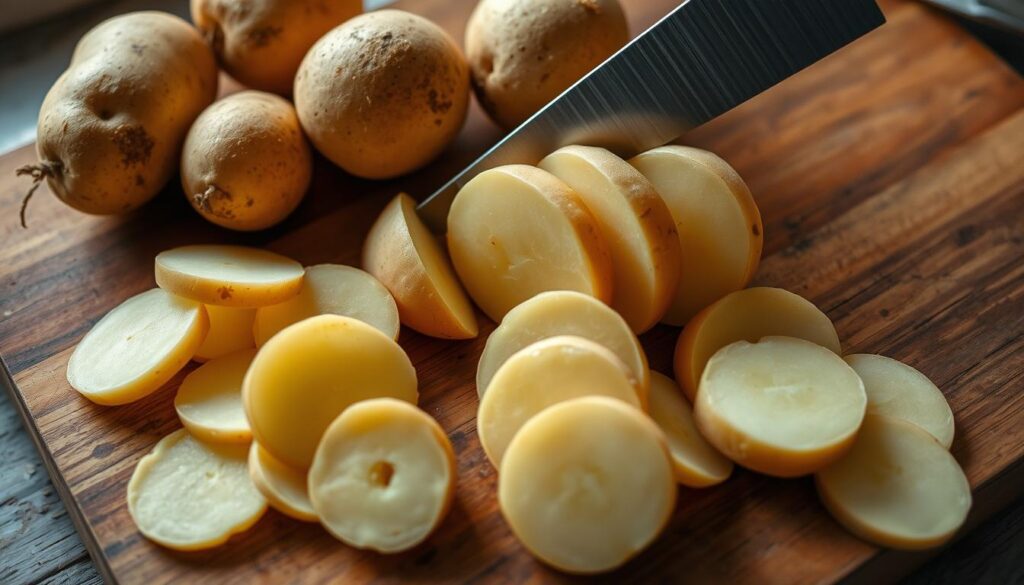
top-left (417, 0), bottom-right (885, 232)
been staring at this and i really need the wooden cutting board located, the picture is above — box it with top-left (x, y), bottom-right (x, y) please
top-left (1, 0), bottom-right (1023, 583)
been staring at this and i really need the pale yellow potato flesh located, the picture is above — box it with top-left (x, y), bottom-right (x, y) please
top-left (243, 314), bottom-right (417, 469)
top-left (646, 371), bottom-right (732, 488)
top-left (447, 165), bottom-right (613, 323)
top-left (844, 354), bottom-right (954, 449)
top-left (675, 287), bottom-right (841, 402)
top-left (253, 264), bottom-right (400, 346)
top-left (127, 429), bottom-right (267, 551)
top-left (478, 336), bottom-right (644, 469)
top-left (67, 288), bottom-right (208, 406)
top-left (155, 245), bottom-right (304, 308)
top-left (499, 397), bottom-right (675, 575)
top-left (630, 146), bottom-right (763, 325)
top-left (363, 193), bottom-right (478, 339)
top-left (816, 415), bottom-right (971, 550)
top-left (174, 349), bottom-right (255, 444)
top-left (695, 336), bottom-right (866, 477)
top-left (309, 398), bottom-right (456, 553)
top-left (248, 442), bottom-right (317, 522)
top-left (539, 145), bottom-right (681, 333)
top-left (477, 290), bottom-right (649, 397)
top-left (194, 305), bottom-right (256, 362)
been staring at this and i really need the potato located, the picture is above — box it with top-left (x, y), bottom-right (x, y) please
top-left (465, 0), bottom-right (628, 129)
top-left (20, 12), bottom-right (217, 225)
top-left (294, 10), bottom-right (470, 179)
top-left (181, 91), bottom-right (312, 231)
top-left (248, 442), bottom-right (318, 522)
top-left (174, 349), bottom-right (255, 444)
top-left (191, 0), bottom-right (361, 95)
top-left (155, 245), bottom-right (305, 308)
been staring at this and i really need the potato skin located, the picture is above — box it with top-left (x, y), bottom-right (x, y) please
top-left (294, 10), bottom-right (470, 180)
top-left (465, 0), bottom-right (628, 130)
top-left (35, 12), bottom-right (218, 215)
top-left (190, 0), bottom-right (361, 96)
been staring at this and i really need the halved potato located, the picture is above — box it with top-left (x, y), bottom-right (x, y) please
top-left (174, 349), bottom-right (255, 444)
top-left (155, 245), bottom-right (304, 308)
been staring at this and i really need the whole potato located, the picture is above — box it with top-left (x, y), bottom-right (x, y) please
top-left (191, 0), bottom-right (361, 96)
top-left (20, 12), bottom-right (218, 223)
top-left (181, 91), bottom-right (312, 231)
top-left (294, 10), bottom-right (470, 180)
top-left (465, 0), bottom-right (629, 130)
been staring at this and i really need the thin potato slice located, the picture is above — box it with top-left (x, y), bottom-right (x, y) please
top-left (174, 349), bottom-right (255, 444)
top-left (155, 245), bottom-right (304, 308)
top-left (67, 288), bottom-right (208, 405)
top-left (127, 429), bottom-right (267, 551)
top-left (194, 306), bottom-right (256, 362)
top-left (248, 442), bottom-right (317, 522)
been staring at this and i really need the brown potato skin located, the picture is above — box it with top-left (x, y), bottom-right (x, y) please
top-left (294, 10), bottom-right (470, 180)
top-left (35, 12), bottom-right (218, 215)
top-left (190, 0), bottom-right (361, 96)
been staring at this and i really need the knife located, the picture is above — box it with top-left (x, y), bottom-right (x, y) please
top-left (417, 0), bottom-right (885, 232)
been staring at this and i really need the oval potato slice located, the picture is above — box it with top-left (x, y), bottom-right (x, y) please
top-left (194, 306), bottom-right (256, 362)
top-left (174, 349), bottom-right (255, 444)
top-left (248, 442), bottom-right (318, 522)
top-left (155, 245), bottom-right (304, 308)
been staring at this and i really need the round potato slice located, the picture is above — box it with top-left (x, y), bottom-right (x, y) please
top-left (254, 264), bottom-right (399, 346)
top-left (477, 290), bottom-right (648, 397)
top-left (155, 245), bottom-right (304, 308)
top-left (174, 349), bottom-right (255, 444)
top-left (244, 314), bottom-right (417, 469)
top-left (539, 145), bottom-right (681, 333)
top-left (630, 145), bottom-right (763, 325)
top-left (194, 306), bottom-right (256, 362)
top-left (67, 288), bottom-right (208, 406)
top-left (127, 429), bottom-right (267, 551)
top-left (816, 415), bottom-right (971, 549)
top-left (309, 398), bottom-right (456, 553)
top-left (647, 371), bottom-right (732, 488)
top-left (478, 336), bottom-right (644, 469)
top-left (675, 286), bottom-right (841, 402)
top-left (844, 354), bottom-right (954, 449)
top-left (363, 193), bottom-right (478, 340)
top-left (447, 165), bottom-right (613, 323)
top-left (499, 396), bottom-right (675, 575)
top-left (695, 336), bottom-right (866, 477)
top-left (248, 442), bottom-right (317, 522)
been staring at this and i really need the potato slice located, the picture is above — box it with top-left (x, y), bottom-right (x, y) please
top-left (67, 288), bottom-right (208, 405)
top-left (478, 336), bottom-right (644, 469)
top-left (844, 354), bottom-right (954, 449)
top-left (309, 398), bottom-right (455, 553)
top-left (244, 315), bottom-right (417, 469)
top-left (253, 264), bottom-right (400, 346)
top-left (155, 245), bottom-right (304, 308)
top-left (127, 429), bottom-right (267, 551)
top-left (248, 442), bottom-right (317, 523)
top-left (630, 146), bottom-right (763, 325)
top-left (447, 165), bottom-right (613, 322)
top-left (539, 146), bottom-right (681, 333)
top-left (174, 349), bottom-right (254, 444)
top-left (695, 336), bottom-right (866, 477)
top-left (647, 371), bottom-right (732, 488)
top-left (363, 193), bottom-right (478, 340)
top-left (816, 415), bottom-right (971, 549)
top-left (477, 290), bottom-right (648, 397)
top-left (499, 396), bottom-right (675, 574)
top-left (675, 287), bottom-right (841, 402)
top-left (194, 306), bottom-right (256, 362)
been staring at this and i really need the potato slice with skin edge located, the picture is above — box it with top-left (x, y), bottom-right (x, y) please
top-left (647, 371), bottom-right (733, 488)
top-left (253, 264), bottom-right (400, 346)
top-left (363, 193), bottom-right (478, 340)
top-left (630, 145), bottom-right (763, 326)
top-left (539, 145), bottom-right (681, 333)
top-left (675, 286), bottom-right (841, 403)
top-left (499, 396), bottom-right (676, 575)
top-left (174, 349), bottom-right (255, 444)
top-left (816, 415), bottom-right (971, 550)
top-left (478, 336), bottom-right (644, 469)
top-left (127, 429), bottom-right (267, 551)
top-left (309, 398), bottom-right (456, 554)
top-left (844, 354), bottom-right (955, 449)
top-left (447, 165), bottom-right (613, 323)
top-left (194, 306), bottom-right (256, 362)
top-left (248, 442), bottom-right (317, 523)
top-left (244, 314), bottom-right (417, 469)
top-left (67, 288), bottom-right (208, 406)
top-left (477, 290), bottom-right (649, 398)
top-left (155, 245), bottom-right (304, 308)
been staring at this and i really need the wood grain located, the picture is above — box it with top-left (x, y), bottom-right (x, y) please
top-left (1, 0), bottom-right (1023, 583)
